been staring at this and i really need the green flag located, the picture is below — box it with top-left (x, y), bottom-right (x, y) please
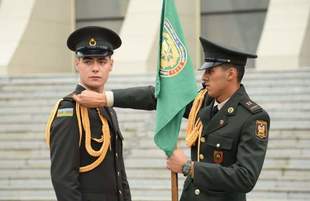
top-left (155, 0), bottom-right (197, 156)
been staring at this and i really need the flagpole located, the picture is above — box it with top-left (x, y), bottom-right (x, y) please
top-left (171, 144), bottom-right (179, 201)
top-left (171, 171), bottom-right (178, 201)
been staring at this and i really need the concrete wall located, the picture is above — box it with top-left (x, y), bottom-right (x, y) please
top-left (75, 0), bottom-right (128, 32)
top-left (0, 0), bottom-right (75, 75)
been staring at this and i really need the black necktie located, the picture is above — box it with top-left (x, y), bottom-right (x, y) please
top-left (211, 105), bottom-right (219, 119)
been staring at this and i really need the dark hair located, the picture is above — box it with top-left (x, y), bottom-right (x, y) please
top-left (222, 64), bottom-right (244, 83)
top-left (235, 65), bottom-right (245, 82)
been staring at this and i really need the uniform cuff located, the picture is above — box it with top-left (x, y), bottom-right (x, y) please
top-left (105, 91), bottom-right (114, 107)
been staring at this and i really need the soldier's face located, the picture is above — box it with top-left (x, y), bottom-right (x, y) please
top-left (75, 56), bottom-right (113, 92)
top-left (202, 66), bottom-right (231, 98)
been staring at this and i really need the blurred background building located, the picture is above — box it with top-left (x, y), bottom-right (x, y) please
top-left (0, 1), bottom-right (309, 201)
top-left (0, 0), bottom-right (309, 75)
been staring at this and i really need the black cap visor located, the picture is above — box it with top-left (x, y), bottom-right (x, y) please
top-left (198, 61), bottom-right (226, 71)
top-left (76, 47), bottom-right (113, 58)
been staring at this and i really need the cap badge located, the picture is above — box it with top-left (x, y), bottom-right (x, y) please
top-left (89, 38), bottom-right (97, 46)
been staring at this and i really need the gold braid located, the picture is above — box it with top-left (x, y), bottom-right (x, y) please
top-left (45, 99), bottom-right (62, 147)
top-left (186, 89), bottom-right (208, 147)
top-left (45, 101), bottom-right (111, 173)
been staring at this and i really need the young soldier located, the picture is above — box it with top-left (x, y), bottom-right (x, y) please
top-left (45, 26), bottom-right (131, 201)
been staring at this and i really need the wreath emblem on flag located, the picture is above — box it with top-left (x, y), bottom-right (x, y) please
top-left (160, 19), bottom-right (188, 77)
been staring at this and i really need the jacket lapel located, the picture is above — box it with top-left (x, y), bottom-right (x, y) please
top-left (202, 85), bottom-right (247, 136)
top-left (203, 109), bottom-right (229, 136)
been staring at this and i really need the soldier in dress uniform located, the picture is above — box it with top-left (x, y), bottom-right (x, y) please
top-left (45, 26), bottom-right (131, 201)
top-left (73, 37), bottom-right (270, 201)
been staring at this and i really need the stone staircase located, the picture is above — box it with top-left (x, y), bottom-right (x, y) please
top-left (0, 70), bottom-right (310, 201)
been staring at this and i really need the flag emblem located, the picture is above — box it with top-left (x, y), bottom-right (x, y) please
top-left (160, 19), bottom-right (187, 77)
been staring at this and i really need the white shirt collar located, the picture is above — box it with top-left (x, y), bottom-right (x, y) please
top-left (213, 97), bottom-right (230, 110)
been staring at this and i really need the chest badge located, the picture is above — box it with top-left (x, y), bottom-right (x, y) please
top-left (213, 150), bottom-right (224, 164)
top-left (227, 107), bottom-right (234, 114)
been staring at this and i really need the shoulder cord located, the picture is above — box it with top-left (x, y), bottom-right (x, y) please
top-left (45, 100), bottom-right (111, 173)
top-left (186, 89), bottom-right (208, 162)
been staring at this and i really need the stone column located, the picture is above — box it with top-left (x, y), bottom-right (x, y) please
top-left (256, 0), bottom-right (310, 70)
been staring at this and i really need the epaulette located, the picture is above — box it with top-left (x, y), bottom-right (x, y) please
top-left (62, 92), bottom-right (76, 102)
top-left (240, 98), bottom-right (262, 114)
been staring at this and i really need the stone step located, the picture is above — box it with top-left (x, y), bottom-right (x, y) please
top-left (124, 158), bottom-right (310, 170)
top-left (0, 107), bottom-right (152, 116)
top-left (0, 112), bottom-right (155, 124)
top-left (127, 148), bottom-right (310, 160)
top-left (1, 168), bottom-right (309, 182)
top-left (0, 190), bottom-right (56, 201)
top-left (0, 111), bottom-right (310, 124)
top-left (0, 117), bottom-right (308, 129)
top-left (131, 190), bottom-right (310, 201)
top-left (2, 80), bottom-right (310, 94)
top-left (0, 178), bottom-right (309, 193)
top-left (0, 70), bottom-right (309, 83)
top-left (1, 101), bottom-right (310, 115)
top-left (0, 103), bottom-right (308, 116)
top-left (0, 89), bottom-right (309, 101)
top-left (131, 191), bottom-right (310, 201)
top-left (0, 104), bottom-right (308, 122)
top-left (1, 81), bottom-right (309, 93)
top-left (0, 190), bottom-right (308, 201)
top-left (0, 130), bottom-right (140, 141)
top-left (0, 136), bottom-right (309, 151)
top-left (0, 158), bottom-right (309, 170)
top-left (0, 121), bottom-right (148, 133)
top-left (0, 128), bottom-right (308, 138)
top-left (1, 146), bottom-right (308, 161)
top-left (135, 138), bottom-right (310, 150)
top-left (1, 114), bottom-right (308, 127)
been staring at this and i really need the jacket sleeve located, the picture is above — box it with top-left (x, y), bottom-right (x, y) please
top-left (112, 86), bottom-right (157, 110)
top-left (119, 153), bottom-right (132, 201)
top-left (49, 101), bottom-right (82, 201)
top-left (112, 85), bottom-right (194, 117)
top-left (193, 111), bottom-right (270, 193)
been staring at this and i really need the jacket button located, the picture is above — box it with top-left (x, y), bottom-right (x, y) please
top-left (117, 171), bottom-right (120, 176)
top-left (216, 143), bottom-right (220, 148)
top-left (116, 153), bottom-right (118, 158)
top-left (119, 190), bottom-right (122, 194)
top-left (199, 154), bottom-right (204, 160)
top-left (200, 137), bottom-right (205, 143)
top-left (195, 189), bottom-right (200, 195)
